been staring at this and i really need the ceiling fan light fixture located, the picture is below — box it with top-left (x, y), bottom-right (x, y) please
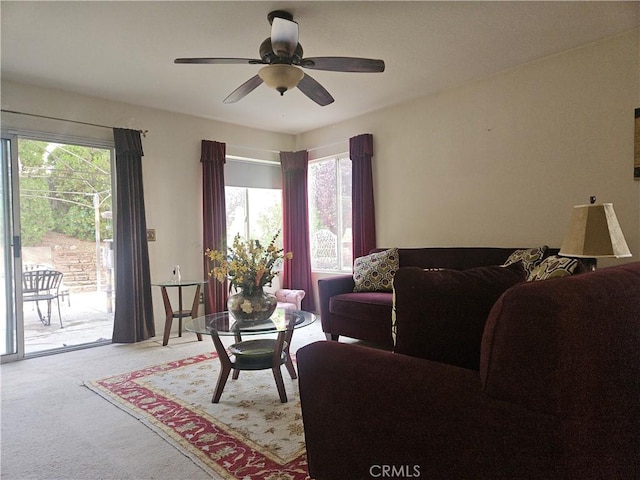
top-left (258, 65), bottom-right (304, 95)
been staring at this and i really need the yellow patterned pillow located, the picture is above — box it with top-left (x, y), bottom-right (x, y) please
top-left (527, 255), bottom-right (579, 281)
top-left (353, 248), bottom-right (399, 292)
top-left (391, 285), bottom-right (397, 345)
top-left (503, 246), bottom-right (549, 277)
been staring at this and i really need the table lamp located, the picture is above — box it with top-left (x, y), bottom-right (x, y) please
top-left (559, 196), bottom-right (632, 270)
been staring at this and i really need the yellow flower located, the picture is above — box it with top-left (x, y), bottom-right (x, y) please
top-left (239, 299), bottom-right (253, 313)
top-left (205, 230), bottom-right (293, 294)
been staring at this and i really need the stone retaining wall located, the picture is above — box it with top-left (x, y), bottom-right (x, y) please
top-left (23, 232), bottom-right (112, 293)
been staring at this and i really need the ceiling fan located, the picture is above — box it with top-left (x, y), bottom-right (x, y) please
top-left (175, 10), bottom-right (385, 106)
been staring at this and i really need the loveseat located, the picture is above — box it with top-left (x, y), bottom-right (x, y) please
top-left (317, 246), bottom-right (586, 348)
top-left (299, 261), bottom-right (640, 479)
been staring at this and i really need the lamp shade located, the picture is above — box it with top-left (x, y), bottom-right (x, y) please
top-left (258, 65), bottom-right (304, 95)
top-left (559, 203), bottom-right (632, 258)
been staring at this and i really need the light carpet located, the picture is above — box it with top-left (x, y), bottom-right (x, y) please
top-left (85, 352), bottom-right (310, 480)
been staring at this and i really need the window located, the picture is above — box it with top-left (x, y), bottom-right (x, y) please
top-left (308, 155), bottom-right (352, 272)
top-left (225, 187), bottom-right (283, 248)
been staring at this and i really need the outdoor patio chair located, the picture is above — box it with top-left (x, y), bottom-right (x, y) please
top-left (23, 263), bottom-right (71, 306)
top-left (312, 229), bottom-right (338, 269)
top-left (22, 269), bottom-right (64, 328)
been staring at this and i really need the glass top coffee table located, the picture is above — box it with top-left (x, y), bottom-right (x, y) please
top-left (185, 309), bottom-right (315, 403)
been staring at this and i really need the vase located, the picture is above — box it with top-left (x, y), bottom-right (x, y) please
top-left (227, 287), bottom-right (277, 324)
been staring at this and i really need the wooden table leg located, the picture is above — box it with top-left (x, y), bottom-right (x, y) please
top-left (272, 331), bottom-right (288, 403)
top-left (160, 287), bottom-right (173, 346)
top-left (231, 331), bottom-right (242, 380)
top-left (210, 333), bottom-right (232, 403)
top-left (272, 366), bottom-right (287, 403)
top-left (282, 328), bottom-right (297, 379)
top-left (191, 285), bottom-right (203, 342)
top-left (205, 327), bottom-right (295, 404)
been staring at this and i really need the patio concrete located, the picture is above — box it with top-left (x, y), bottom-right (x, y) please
top-left (24, 290), bottom-right (114, 355)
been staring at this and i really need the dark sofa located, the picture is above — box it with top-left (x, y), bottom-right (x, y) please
top-left (318, 246), bottom-right (570, 348)
top-left (299, 261), bottom-right (640, 480)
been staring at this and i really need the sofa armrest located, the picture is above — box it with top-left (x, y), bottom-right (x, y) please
top-left (298, 341), bottom-right (561, 480)
top-left (317, 274), bottom-right (355, 334)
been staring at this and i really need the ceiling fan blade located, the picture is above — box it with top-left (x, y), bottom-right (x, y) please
top-left (175, 58), bottom-right (264, 65)
top-left (301, 57), bottom-right (385, 73)
top-left (297, 74), bottom-right (334, 107)
top-left (223, 75), bottom-right (264, 104)
top-left (271, 17), bottom-right (298, 58)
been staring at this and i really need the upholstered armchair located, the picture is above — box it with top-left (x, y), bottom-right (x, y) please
top-left (298, 262), bottom-right (640, 479)
top-left (275, 288), bottom-right (305, 310)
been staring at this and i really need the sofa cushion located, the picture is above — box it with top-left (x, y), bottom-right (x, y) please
top-left (527, 255), bottom-right (579, 281)
top-left (330, 291), bottom-right (393, 322)
top-left (353, 247), bottom-right (399, 292)
top-left (503, 246), bottom-right (548, 276)
top-left (393, 262), bottom-right (526, 370)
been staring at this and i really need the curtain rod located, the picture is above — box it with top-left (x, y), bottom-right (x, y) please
top-left (225, 143), bottom-right (280, 155)
top-left (305, 139), bottom-right (348, 153)
top-left (1, 109), bottom-right (148, 137)
top-left (226, 138), bottom-right (348, 155)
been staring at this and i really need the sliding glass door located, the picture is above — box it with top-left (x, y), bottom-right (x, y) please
top-left (1, 132), bottom-right (116, 360)
top-left (1, 137), bottom-right (18, 358)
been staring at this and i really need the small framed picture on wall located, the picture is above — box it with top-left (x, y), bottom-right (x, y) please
top-left (635, 108), bottom-right (640, 180)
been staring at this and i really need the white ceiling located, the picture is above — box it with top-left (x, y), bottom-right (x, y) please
top-left (2, 1), bottom-right (639, 135)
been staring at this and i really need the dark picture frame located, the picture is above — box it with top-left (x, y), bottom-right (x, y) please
top-left (635, 108), bottom-right (640, 180)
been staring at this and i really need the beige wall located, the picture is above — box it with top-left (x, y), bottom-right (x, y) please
top-left (3, 28), bottom-right (639, 329)
top-left (299, 30), bottom-right (640, 274)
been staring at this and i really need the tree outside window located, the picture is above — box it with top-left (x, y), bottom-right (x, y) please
top-left (225, 187), bottom-right (283, 249)
top-left (308, 155), bottom-right (352, 272)
top-left (18, 139), bottom-right (112, 246)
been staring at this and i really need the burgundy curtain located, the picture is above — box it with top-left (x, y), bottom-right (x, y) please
top-left (350, 134), bottom-right (377, 259)
top-left (112, 128), bottom-right (155, 343)
top-left (280, 150), bottom-right (315, 311)
top-left (201, 140), bottom-right (228, 313)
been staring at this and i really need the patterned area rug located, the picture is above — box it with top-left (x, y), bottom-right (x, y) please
top-left (85, 352), bottom-right (310, 480)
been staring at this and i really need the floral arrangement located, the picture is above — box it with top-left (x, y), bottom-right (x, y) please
top-left (205, 231), bottom-right (293, 295)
